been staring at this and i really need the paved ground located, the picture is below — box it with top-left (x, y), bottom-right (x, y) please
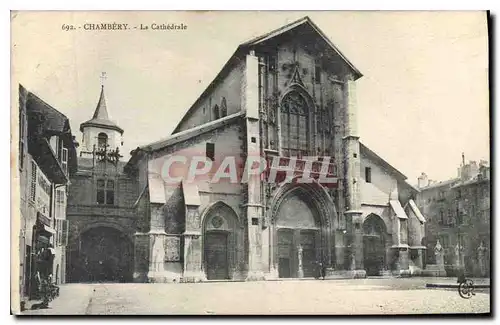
top-left (20, 277), bottom-right (490, 315)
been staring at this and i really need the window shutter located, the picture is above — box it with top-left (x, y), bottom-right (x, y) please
top-left (62, 220), bottom-right (69, 246)
top-left (62, 148), bottom-right (68, 175)
top-left (19, 110), bottom-right (26, 170)
top-left (30, 161), bottom-right (37, 201)
top-left (55, 219), bottom-right (61, 246)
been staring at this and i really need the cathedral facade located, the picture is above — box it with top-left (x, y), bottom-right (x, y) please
top-left (67, 17), bottom-right (426, 283)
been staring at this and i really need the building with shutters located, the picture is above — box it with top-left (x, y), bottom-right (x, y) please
top-left (17, 85), bottom-right (78, 305)
top-left (416, 158), bottom-right (491, 277)
top-left (66, 17), bottom-right (429, 283)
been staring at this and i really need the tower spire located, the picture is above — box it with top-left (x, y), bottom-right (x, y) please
top-left (79, 73), bottom-right (123, 135)
top-left (92, 85), bottom-right (109, 120)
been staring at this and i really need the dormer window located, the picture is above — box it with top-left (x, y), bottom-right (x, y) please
top-left (98, 132), bottom-right (108, 149)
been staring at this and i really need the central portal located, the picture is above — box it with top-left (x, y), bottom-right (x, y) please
top-left (274, 189), bottom-right (322, 279)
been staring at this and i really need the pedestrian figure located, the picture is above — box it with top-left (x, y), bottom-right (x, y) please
top-left (32, 244), bottom-right (58, 309)
top-left (315, 260), bottom-right (326, 280)
top-left (321, 262), bottom-right (327, 280)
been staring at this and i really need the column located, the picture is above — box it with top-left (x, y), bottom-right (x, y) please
top-left (147, 204), bottom-right (169, 282)
top-left (266, 225), bottom-right (279, 279)
top-left (183, 234), bottom-right (205, 282)
top-left (133, 233), bottom-right (149, 282)
top-left (183, 205), bottom-right (205, 282)
top-left (342, 76), bottom-right (365, 278)
top-left (147, 232), bottom-right (167, 283)
top-left (334, 230), bottom-right (345, 269)
top-left (244, 51), bottom-right (265, 281)
top-left (297, 245), bottom-right (304, 278)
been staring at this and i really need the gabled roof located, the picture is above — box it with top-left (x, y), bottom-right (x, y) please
top-left (172, 16), bottom-right (362, 133)
top-left (23, 85), bottom-right (78, 177)
top-left (359, 142), bottom-right (407, 181)
top-left (240, 16), bottom-right (362, 78)
top-left (138, 111), bottom-right (245, 153)
top-left (80, 86), bottom-right (124, 134)
top-left (26, 91), bottom-right (70, 134)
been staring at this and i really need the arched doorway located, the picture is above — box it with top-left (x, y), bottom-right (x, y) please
top-left (363, 214), bottom-right (387, 276)
top-left (78, 226), bottom-right (133, 282)
top-left (202, 202), bottom-right (239, 280)
top-left (273, 186), bottom-right (327, 279)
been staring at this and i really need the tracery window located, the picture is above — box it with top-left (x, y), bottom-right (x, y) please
top-left (280, 92), bottom-right (309, 157)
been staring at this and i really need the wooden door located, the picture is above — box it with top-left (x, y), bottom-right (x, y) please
top-left (278, 230), bottom-right (293, 278)
top-left (301, 231), bottom-right (317, 278)
top-left (205, 232), bottom-right (229, 280)
top-left (363, 236), bottom-right (385, 276)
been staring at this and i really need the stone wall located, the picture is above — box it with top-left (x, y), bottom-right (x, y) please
top-left (175, 59), bottom-right (245, 132)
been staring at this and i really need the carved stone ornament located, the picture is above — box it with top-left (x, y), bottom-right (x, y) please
top-left (268, 105), bottom-right (276, 124)
top-left (211, 215), bottom-right (223, 228)
top-left (434, 240), bottom-right (443, 254)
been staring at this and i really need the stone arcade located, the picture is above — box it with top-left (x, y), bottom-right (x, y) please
top-left (67, 17), bottom-right (427, 283)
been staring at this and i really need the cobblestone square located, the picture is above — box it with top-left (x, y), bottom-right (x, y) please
top-left (21, 278), bottom-right (490, 315)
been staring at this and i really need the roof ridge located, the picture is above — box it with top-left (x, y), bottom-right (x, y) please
top-left (140, 111), bottom-right (245, 152)
top-left (240, 16), bottom-right (310, 46)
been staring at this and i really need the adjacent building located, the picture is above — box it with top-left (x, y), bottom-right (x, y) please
top-left (66, 85), bottom-right (138, 283)
top-left (416, 157), bottom-right (490, 277)
top-left (18, 85), bottom-right (77, 304)
top-left (66, 17), bottom-right (428, 283)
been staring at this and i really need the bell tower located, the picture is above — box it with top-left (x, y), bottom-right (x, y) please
top-left (79, 74), bottom-right (124, 154)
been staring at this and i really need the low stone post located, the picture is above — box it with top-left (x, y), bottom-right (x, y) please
top-left (477, 242), bottom-right (487, 277)
top-left (434, 240), bottom-right (445, 272)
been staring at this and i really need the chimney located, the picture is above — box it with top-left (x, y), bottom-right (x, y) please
top-left (417, 172), bottom-right (429, 188)
top-left (470, 161), bottom-right (479, 178)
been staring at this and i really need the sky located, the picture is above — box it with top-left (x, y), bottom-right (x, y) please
top-left (11, 11), bottom-right (489, 184)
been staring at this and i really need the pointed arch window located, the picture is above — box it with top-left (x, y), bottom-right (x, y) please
top-left (98, 132), bottom-right (108, 149)
top-left (280, 92), bottom-right (309, 157)
top-left (221, 98), bottom-right (227, 117)
top-left (213, 104), bottom-right (220, 120)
